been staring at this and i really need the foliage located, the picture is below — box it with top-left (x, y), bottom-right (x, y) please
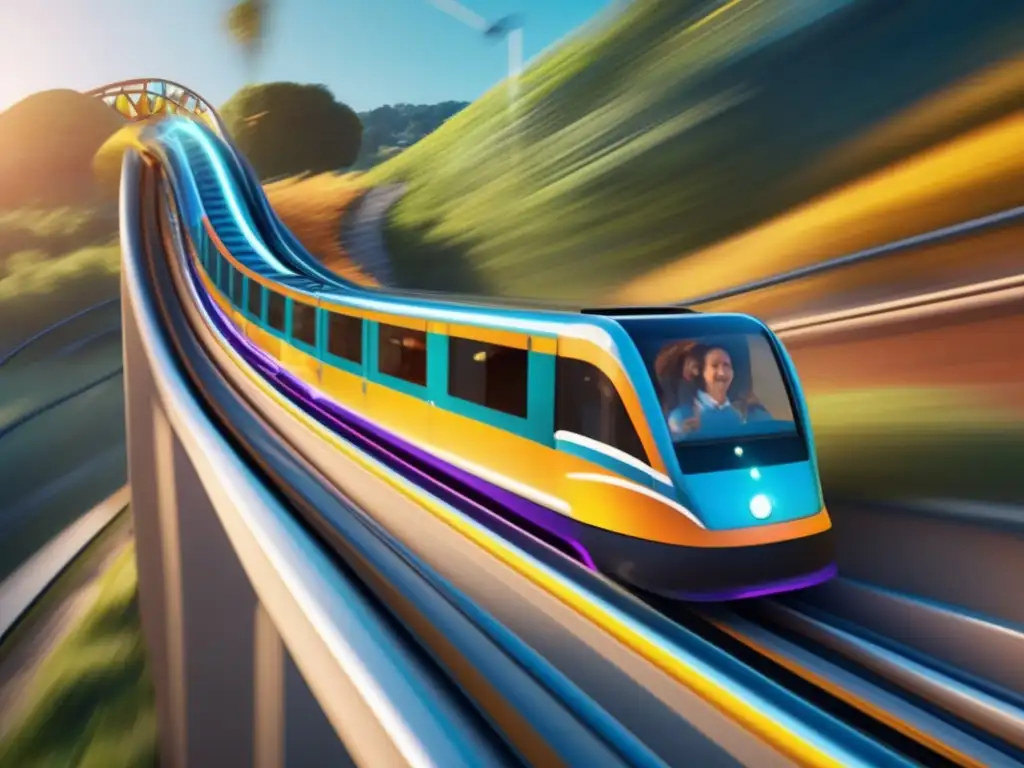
top-left (617, 107), bottom-right (1024, 304)
top-left (365, 0), bottom-right (1024, 299)
top-left (0, 545), bottom-right (156, 768)
top-left (354, 101), bottom-right (469, 169)
top-left (226, 0), bottom-right (265, 45)
top-left (220, 83), bottom-right (363, 180)
top-left (226, 0), bottom-right (269, 81)
top-left (0, 244), bottom-right (120, 352)
top-left (0, 207), bottom-right (116, 266)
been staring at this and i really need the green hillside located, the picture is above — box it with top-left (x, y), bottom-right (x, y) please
top-left (354, 101), bottom-right (469, 169)
top-left (220, 83), bottom-right (363, 180)
top-left (365, 0), bottom-right (1024, 299)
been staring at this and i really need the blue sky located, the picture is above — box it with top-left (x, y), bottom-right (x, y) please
top-left (0, 0), bottom-right (613, 113)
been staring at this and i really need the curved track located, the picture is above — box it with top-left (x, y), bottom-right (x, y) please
top-left (85, 78), bottom-right (221, 129)
top-left (64, 79), bottom-right (1024, 766)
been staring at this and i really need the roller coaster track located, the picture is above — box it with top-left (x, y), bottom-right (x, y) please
top-left (8, 78), bottom-right (1023, 767)
top-left (84, 78), bottom-right (224, 133)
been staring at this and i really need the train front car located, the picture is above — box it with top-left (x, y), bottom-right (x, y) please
top-left (562, 310), bottom-right (836, 601)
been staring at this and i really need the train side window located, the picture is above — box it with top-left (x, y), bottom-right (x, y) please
top-left (266, 291), bottom-right (286, 333)
top-left (218, 257), bottom-right (231, 293)
top-left (218, 260), bottom-right (230, 296)
top-left (230, 267), bottom-right (244, 307)
top-left (291, 300), bottom-right (317, 348)
top-left (327, 312), bottom-right (363, 363)
top-left (555, 357), bottom-right (647, 463)
top-left (448, 337), bottom-right (527, 418)
top-left (219, 256), bottom-right (232, 293)
top-left (247, 280), bottom-right (263, 318)
top-left (378, 323), bottom-right (426, 386)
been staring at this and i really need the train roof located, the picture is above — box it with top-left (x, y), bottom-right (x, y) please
top-left (252, 267), bottom-right (709, 340)
top-left (581, 306), bottom-right (698, 316)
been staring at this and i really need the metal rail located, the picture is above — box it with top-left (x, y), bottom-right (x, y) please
top-left (0, 367), bottom-right (123, 440)
top-left (678, 204), bottom-right (1024, 306)
top-left (0, 299), bottom-right (119, 367)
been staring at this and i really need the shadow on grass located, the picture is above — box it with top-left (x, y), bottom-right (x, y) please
top-left (381, 213), bottom-right (492, 295)
top-left (0, 546), bottom-right (156, 768)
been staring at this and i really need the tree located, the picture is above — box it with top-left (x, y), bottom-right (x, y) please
top-left (226, 0), bottom-right (268, 83)
top-left (220, 83), bottom-right (364, 180)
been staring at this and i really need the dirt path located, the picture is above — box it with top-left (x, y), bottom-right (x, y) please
top-left (338, 183), bottom-right (406, 286)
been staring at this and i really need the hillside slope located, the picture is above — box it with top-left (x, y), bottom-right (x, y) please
top-left (366, 0), bottom-right (1024, 299)
top-left (0, 90), bottom-right (125, 209)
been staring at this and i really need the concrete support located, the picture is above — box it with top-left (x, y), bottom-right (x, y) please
top-left (123, 278), bottom-right (354, 767)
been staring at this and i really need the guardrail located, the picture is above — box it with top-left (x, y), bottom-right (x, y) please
top-left (0, 368), bottom-right (123, 441)
top-left (772, 271), bottom-right (1024, 338)
top-left (678, 204), bottom-right (1024, 307)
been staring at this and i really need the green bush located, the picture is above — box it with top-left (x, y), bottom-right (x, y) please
top-left (221, 82), bottom-right (363, 180)
top-left (0, 207), bottom-right (118, 274)
top-left (0, 244), bottom-right (120, 352)
top-left (0, 544), bottom-right (156, 768)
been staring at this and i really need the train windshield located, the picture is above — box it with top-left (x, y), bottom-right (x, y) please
top-left (653, 333), bottom-right (796, 442)
top-left (617, 314), bottom-right (805, 469)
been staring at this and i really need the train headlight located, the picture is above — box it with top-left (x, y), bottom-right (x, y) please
top-left (749, 494), bottom-right (772, 520)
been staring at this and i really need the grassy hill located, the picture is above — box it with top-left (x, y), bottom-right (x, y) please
top-left (0, 89), bottom-right (125, 210)
top-left (365, 0), bottom-right (1024, 300)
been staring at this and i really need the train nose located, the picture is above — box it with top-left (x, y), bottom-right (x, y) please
top-left (679, 460), bottom-right (822, 531)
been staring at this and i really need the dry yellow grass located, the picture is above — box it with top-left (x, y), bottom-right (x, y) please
top-left (263, 173), bottom-right (377, 287)
top-left (800, 54), bottom-right (1024, 190)
top-left (615, 111), bottom-right (1024, 305)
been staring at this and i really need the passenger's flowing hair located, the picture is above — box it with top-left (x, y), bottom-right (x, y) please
top-left (655, 340), bottom-right (707, 413)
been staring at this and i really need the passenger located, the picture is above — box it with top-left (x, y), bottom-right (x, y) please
top-left (668, 346), bottom-right (770, 438)
top-left (677, 343), bottom-right (707, 405)
top-left (658, 342), bottom-right (706, 414)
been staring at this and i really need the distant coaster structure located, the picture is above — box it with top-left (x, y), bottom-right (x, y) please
top-left (85, 78), bottom-right (224, 134)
